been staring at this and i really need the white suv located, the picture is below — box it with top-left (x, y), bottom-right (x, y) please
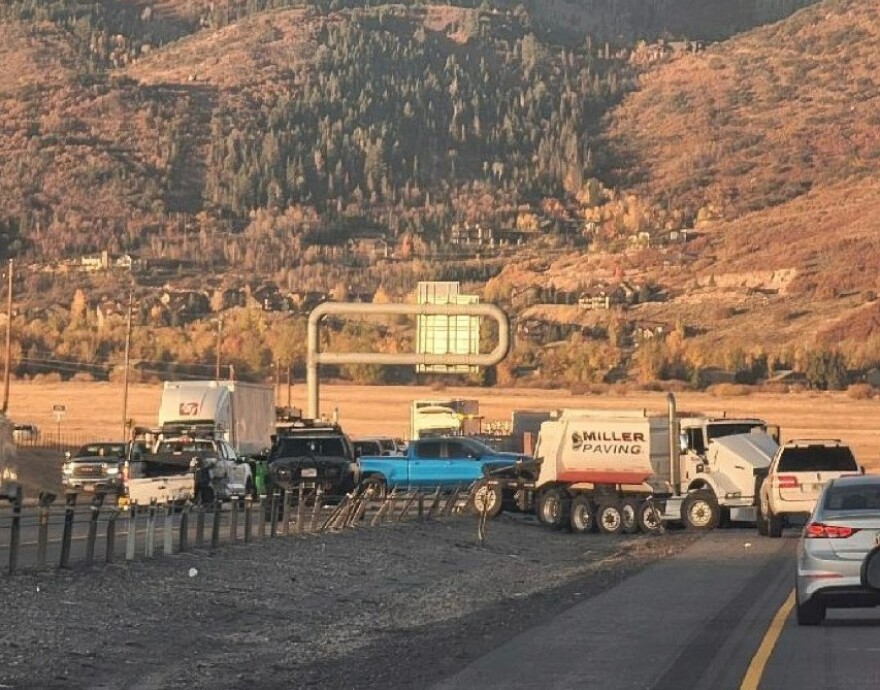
top-left (758, 439), bottom-right (861, 537)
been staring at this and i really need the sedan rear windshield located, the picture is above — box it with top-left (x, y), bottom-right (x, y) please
top-left (777, 446), bottom-right (857, 472)
top-left (276, 437), bottom-right (346, 457)
top-left (823, 484), bottom-right (880, 512)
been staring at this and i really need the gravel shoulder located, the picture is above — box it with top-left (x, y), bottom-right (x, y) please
top-left (0, 514), bottom-right (697, 690)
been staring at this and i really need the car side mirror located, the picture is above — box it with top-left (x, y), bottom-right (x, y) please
top-left (861, 465), bottom-right (866, 475)
top-left (679, 432), bottom-right (689, 454)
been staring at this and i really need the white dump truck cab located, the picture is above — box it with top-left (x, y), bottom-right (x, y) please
top-left (675, 417), bottom-right (778, 524)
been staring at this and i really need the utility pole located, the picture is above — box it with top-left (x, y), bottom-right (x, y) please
top-left (2, 259), bottom-right (13, 415)
top-left (273, 361), bottom-right (280, 407)
top-left (215, 316), bottom-right (223, 381)
top-left (286, 361), bottom-right (292, 410)
top-left (121, 293), bottom-right (133, 442)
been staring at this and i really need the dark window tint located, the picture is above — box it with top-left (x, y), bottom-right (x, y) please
top-left (277, 437), bottom-right (346, 457)
top-left (446, 440), bottom-right (472, 458)
top-left (354, 441), bottom-right (381, 456)
top-left (706, 423), bottom-right (766, 442)
top-left (75, 444), bottom-right (126, 457)
top-left (777, 446), bottom-right (857, 472)
top-left (824, 484), bottom-right (880, 512)
top-left (416, 440), bottom-right (442, 458)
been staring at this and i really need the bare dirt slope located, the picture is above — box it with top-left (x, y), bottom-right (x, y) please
top-left (0, 514), bottom-right (696, 690)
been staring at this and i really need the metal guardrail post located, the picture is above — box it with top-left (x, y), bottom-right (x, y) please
top-left (309, 487), bottom-right (323, 532)
top-left (229, 499), bottom-right (239, 543)
top-left (210, 500), bottom-right (221, 551)
top-left (196, 504), bottom-right (205, 548)
top-left (163, 504), bottom-right (174, 556)
top-left (243, 496), bottom-right (252, 543)
top-left (106, 508), bottom-right (118, 564)
top-left (85, 493), bottom-right (106, 565)
top-left (282, 492), bottom-right (292, 537)
top-left (36, 491), bottom-right (56, 569)
top-left (178, 504), bottom-right (190, 553)
top-left (7, 484), bottom-right (23, 575)
top-left (125, 504), bottom-right (137, 561)
top-left (145, 501), bottom-right (157, 558)
top-left (269, 492), bottom-right (279, 538)
top-left (295, 485), bottom-right (305, 534)
top-left (59, 492), bottom-right (77, 569)
top-left (418, 492), bottom-right (424, 520)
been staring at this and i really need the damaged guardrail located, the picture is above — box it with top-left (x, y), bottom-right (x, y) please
top-left (0, 484), bottom-right (474, 575)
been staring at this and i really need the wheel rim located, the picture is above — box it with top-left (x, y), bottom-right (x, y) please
top-left (473, 485), bottom-right (496, 513)
top-left (363, 481), bottom-right (384, 500)
top-left (541, 495), bottom-right (561, 523)
top-left (572, 503), bottom-right (592, 531)
top-left (642, 505), bottom-right (661, 531)
top-left (688, 499), bottom-right (713, 527)
top-left (601, 507), bottom-right (621, 531)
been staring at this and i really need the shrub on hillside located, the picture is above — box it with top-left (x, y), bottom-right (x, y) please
top-left (846, 383), bottom-right (874, 400)
top-left (708, 383), bottom-right (752, 397)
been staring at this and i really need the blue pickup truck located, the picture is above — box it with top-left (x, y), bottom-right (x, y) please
top-left (357, 436), bottom-right (531, 516)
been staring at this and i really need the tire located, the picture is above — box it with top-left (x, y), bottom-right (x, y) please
top-left (767, 510), bottom-right (784, 538)
top-left (537, 487), bottom-right (570, 530)
top-left (469, 480), bottom-right (503, 518)
top-left (681, 490), bottom-right (720, 531)
top-left (796, 583), bottom-right (825, 626)
top-left (756, 503), bottom-right (769, 536)
top-left (621, 498), bottom-right (639, 534)
top-left (597, 503), bottom-right (624, 535)
top-left (360, 475), bottom-right (388, 501)
top-left (637, 499), bottom-right (664, 534)
top-left (569, 495), bottom-right (595, 534)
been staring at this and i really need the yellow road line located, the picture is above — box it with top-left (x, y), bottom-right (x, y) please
top-left (740, 589), bottom-right (795, 690)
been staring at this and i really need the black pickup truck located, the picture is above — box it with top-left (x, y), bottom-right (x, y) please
top-left (264, 421), bottom-right (360, 506)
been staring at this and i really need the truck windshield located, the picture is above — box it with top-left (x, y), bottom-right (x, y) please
top-left (276, 437), bottom-right (346, 457)
top-left (706, 422), bottom-right (766, 442)
top-left (74, 443), bottom-right (126, 458)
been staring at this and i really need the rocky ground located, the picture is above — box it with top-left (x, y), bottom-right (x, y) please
top-left (0, 512), bottom-right (697, 690)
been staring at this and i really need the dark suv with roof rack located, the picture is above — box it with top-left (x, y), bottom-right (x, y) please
top-left (264, 420), bottom-right (360, 503)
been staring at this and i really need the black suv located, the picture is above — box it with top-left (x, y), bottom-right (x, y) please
top-left (265, 421), bottom-right (359, 501)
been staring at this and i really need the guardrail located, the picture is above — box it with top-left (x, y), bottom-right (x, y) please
top-left (0, 485), bottom-right (473, 576)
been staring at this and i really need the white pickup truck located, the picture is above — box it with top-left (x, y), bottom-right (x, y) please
top-left (124, 426), bottom-right (253, 506)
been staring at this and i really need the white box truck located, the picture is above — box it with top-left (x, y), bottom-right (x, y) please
top-left (482, 394), bottom-right (778, 533)
top-left (157, 380), bottom-right (274, 455)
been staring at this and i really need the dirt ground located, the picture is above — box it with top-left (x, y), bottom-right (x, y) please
top-left (0, 512), bottom-right (697, 690)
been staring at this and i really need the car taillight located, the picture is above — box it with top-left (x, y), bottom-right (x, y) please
top-left (775, 475), bottom-right (798, 489)
top-left (804, 522), bottom-right (859, 539)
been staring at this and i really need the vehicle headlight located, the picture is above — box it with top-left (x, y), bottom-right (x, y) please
top-left (62, 464), bottom-right (74, 475)
top-left (105, 466), bottom-right (120, 475)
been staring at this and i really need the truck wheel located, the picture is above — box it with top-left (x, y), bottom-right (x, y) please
top-left (681, 490), bottom-right (720, 530)
top-left (621, 498), bottom-right (639, 534)
top-left (469, 480), bottom-right (503, 518)
top-left (597, 503), bottom-right (624, 535)
top-left (637, 500), bottom-right (664, 534)
top-left (756, 503), bottom-right (769, 536)
top-left (767, 510), bottom-right (783, 538)
top-left (569, 495), bottom-right (595, 534)
top-left (360, 476), bottom-right (387, 501)
top-left (537, 487), bottom-right (569, 530)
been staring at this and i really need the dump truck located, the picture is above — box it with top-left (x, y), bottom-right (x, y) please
top-left (482, 394), bottom-right (779, 534)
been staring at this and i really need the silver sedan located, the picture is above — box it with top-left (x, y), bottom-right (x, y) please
top-left (796, 474), bottom-right (880, 625)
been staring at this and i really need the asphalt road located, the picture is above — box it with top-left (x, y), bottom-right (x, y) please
top-left (431, 530), bottom-right (880, 690)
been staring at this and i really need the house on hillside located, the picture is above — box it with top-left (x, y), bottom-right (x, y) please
top-left (347, 233), bottom-right (390, 260)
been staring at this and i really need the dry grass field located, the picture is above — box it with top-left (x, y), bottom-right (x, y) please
top-left (6, 380), bottom-right (880, 471)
